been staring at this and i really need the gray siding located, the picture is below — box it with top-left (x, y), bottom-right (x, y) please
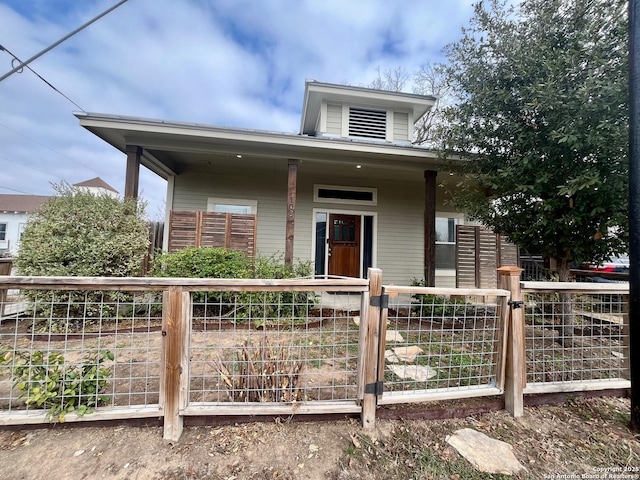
top-left (172, 160), bottom-right (288, 258)
top-left (325, 103), bottom-right (342, 135)
top-left (172, 159), bottom-right (459, 286)
top-left (393, 111), bottom-right (409, 141)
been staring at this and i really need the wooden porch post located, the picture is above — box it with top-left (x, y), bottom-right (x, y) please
top-left (424, 170), bottom-right (437, 286)
top-left (125, 145), bottom-right (142, 199)
top-left (285, 159), bottom-right (298, 266)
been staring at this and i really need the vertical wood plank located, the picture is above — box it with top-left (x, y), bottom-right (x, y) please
top-left (224, 213), bottom-right (232, 249)
top-left (376, 287), bottom-right (389, 401)
top-left (195, 212), bottom-right (203, 248)
top-left (162, 286), bottom-right (185, 441)
top-left (362, 267), bottom-right (382, 429)
top-left (498, 266), bottom-right (525, 417)
top-left (179, 291), bottom-right (191, 412)
top-left (494, 293), bottom-right (510, 390)
top-left (423, 170), bottom-right (437, 286)
top-left (285, 159), bottom-right (298, 266)
top-left (356, 290), bottom-right (370, 401)
top-left (124, 145), bottom-right (141, 199)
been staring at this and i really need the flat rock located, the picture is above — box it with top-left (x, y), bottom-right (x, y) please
top-left (352, 316), bottom-right (360, 326)
top-left (388, 364), bottom-right (437, 381)
top-left (385, 330), bottom-right (404, 343)
top-left (446, 428), bottom-right (525, 475)
top-left (392, 346), bottom-right (423, 363)
top-left (384, 350), bottom-right (401, 363)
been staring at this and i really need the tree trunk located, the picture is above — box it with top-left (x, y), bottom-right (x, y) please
top-left (555, 258), bottom-right (575, 348)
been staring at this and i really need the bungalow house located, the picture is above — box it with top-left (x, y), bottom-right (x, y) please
top-left (75, 81), bottom-right (468, 286)
top-left (0, 177), bottom-right (118, 256)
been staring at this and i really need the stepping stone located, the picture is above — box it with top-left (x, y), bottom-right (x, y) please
top-left (392, 346), bottom-right (423, 362)
top-left (385, 330), bottom-right (404, 343)
top-left (446, 428), bottom-right (525, 475)
top-left (384, 350), bottom-right (401, 363)
top-left (388, 364), bottom-right (437, 381)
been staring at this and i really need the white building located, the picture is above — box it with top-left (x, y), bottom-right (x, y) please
top-left (0, 177), bottom-right (118, 256)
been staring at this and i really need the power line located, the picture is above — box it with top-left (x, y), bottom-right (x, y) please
top-left (0, 185), bottom-right (32, 195)
top-left (0, 0), bottom-right (129, 83)
top-left (0, 44), bottom-right (85, 111)
top-left (0, 122), bottom-right (102, 174)
top-left (0, 153), bottom-right (65, 180)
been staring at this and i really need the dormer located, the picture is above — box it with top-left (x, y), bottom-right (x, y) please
top-left (299, 81), bottom-right (437, 144)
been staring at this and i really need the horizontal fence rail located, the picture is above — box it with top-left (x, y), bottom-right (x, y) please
top-left (376, 286), bottom-right (510, 405)
top-left (0, 273), bottom-right (633, 440)
top-left (521, 281), bottom-right (630, 394)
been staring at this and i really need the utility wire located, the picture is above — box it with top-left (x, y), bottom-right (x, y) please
top-left (0, 185), bottom-right (32, 195)
top-left (0, 0), bottom-right (129, 83)
top-left (0, 44), bottom-right (85, 111)
top-left (0, 122), bottom-right (102, 174)
top-left (0, 154), bottom-right (65, 180)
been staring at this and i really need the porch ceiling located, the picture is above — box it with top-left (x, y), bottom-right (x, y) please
top-left (76, 112), bottom-right (456, 178)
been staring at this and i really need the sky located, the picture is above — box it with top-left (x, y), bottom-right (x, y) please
top-left (0, 0), bottom-right (478, 219)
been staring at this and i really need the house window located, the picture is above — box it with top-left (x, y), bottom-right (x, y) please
top-left (207, 198), bottom-right (257, 214)
top-left (348, 107), bottom-right (387, 140)
top-left (435, 216), bottom-right (461, 270)
top-left (313, 185), bottom-right (377, 206)
top-left (0, 223), bottom-right (6, 241)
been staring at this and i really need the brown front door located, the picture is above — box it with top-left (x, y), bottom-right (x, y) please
top-left (328, 214), bottom-right (361, 277)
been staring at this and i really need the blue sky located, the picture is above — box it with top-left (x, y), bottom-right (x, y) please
top-left (0, 0), bottom-right (477, 218)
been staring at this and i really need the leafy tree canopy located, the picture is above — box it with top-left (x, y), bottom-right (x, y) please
top-left (16, 182), bottom-right (150, 277)
top-left (439, 0), bottom-right (628, 278)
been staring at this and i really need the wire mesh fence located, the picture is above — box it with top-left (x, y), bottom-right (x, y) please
top-left (523, 285), bottom-right (629, 390)
top-left (378, 287), bottom-right (508, 404)
top-left (187, 290), bottom-right (364, 406)
top-left (0, 288), bottom-right (163, 420)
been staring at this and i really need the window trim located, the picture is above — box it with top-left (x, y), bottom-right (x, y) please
top-left (206, 197), bottom-right (257, 214)
top-left (435, 214), bottom-right (464, 245)
top-left (313, 184), bottom-right (378, 206)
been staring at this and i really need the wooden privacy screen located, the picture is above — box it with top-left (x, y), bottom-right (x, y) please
top-left (168, 210), bottom-right (256, 258)
top-left (456, 225), bottom-right (520, 288)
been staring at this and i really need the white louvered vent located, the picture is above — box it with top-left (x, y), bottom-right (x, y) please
top-left (348, 107), bottom-right (387, 140)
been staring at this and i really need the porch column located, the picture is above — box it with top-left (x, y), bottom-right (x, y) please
top-left (125, 145), bottom-right (142, 199)
top-left (424, 170), bottom-right (437, 286)
top-left (285, 159), bottom-right (299, 266)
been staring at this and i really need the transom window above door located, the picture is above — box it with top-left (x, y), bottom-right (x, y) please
top-left (313, 185), bottom-right (377, 206)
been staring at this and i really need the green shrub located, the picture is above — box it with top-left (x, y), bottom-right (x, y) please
top-left (410, 278), bottom-right (468, 317)
top-left (16, 182), bottom-right (150, 321)
top-left (1, 349), bottom-right (114, 422)
top-left (154, 247), bottom-right (316, 321)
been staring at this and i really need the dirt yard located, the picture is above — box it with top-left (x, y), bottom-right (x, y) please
top-left (0, 395), bottom-right (638, 480)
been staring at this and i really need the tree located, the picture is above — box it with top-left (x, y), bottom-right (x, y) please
top-left (17, 182), bottom-right (150, 277)
top-left (438, 0), bottom-right (628, 281)
top-left (367, 63), bottom-right (451, 146)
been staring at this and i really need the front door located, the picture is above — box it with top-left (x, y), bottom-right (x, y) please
top-left (328, 214), bottom-right (361, 277)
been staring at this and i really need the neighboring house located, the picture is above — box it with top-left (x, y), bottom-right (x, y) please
top-left (0, 177), bottom-right (118, 256)
top-left (0, 195), bottom-right (50, 255)
top-left (73, 177), bottom-right (119, 198)
top-left (76, 81), bottom-right (468, 286)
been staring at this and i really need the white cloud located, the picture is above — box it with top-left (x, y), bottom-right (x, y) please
top-left (0, 0), bottom-right (476, 213)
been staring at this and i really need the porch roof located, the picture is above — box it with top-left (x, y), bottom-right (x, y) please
top-left (75, 112), bottom-right (457, 180)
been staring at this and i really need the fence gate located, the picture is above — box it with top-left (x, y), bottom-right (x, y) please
top-left (371, 285), bottom-right (510, 406)
top-left (456, 226), bottom-right (519, 288)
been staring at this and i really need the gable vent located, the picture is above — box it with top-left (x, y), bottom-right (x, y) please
top-left (348, 107), bottom-right (387, 140)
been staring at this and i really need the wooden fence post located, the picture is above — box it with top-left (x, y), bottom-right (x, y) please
top-left (498, 266), bottom-right (525, 417)
top-left (361, 268), bottom-right (383, 429)
top-left (161, 287), bottom-right (189, 441)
